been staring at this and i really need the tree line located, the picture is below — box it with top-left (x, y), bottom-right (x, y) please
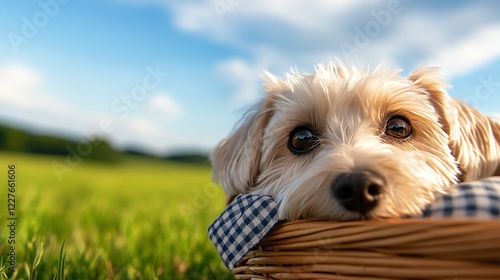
top-left (0, 124), bottom-right (209, 165)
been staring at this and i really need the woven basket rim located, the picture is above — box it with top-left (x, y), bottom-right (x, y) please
top-left (235, 218), bottom-right (500, 279)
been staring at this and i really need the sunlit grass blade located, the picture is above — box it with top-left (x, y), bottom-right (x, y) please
top-left (0, 263), bottom-right (8, 280)
top-left (54, 241), bottom-right (66, 280)
top-left (27, 241), bottom-right (45, 280)
top-left (33, 241), bottom-right (44, 270)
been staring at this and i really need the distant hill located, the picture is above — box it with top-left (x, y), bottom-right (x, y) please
top-left (0, 124), bottom-right (210, 165)
top-left (123, 148), bottom-right (153, 157)
top-left (164, 153), bottom-right (210, 165)
top-left (124, 147), bottom-right (210, 165)
top-left (0, 124), bottom-right (120, 162)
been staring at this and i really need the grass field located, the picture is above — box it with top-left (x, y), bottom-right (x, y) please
top-left (0, 151), bottom-right (233, 279)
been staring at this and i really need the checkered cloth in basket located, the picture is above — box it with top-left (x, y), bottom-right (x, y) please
top-left (208, 177), bottom-right (500, 270)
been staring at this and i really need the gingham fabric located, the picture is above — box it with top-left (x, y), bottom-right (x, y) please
top-left (422, 177), bottom-right (500, 218)
top-left (207, 194), bottom-right (279, 270)
top-left (208, 177), bottom-right (500, 270)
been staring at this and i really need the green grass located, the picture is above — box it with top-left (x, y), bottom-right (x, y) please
top-left (0, 151), bottom-right (233, 279)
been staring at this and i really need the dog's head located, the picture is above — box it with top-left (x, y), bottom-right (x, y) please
top-left (211, 63), bottom-right (487, 220)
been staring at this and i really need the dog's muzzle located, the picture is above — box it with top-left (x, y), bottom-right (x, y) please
top-left (331, 170), bottom-right (384, 215)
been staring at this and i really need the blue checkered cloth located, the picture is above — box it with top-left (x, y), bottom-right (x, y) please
top-left (422, 177), bottom-right (500, 218)
top-left (208, 177), bottom-right (500, 270)
top-left (207, 194), bottom-right (279, 270)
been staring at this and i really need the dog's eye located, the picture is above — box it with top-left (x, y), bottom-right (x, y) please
top-left (385, 117), bottom-right (412, 139)
top-left (288, 126), bottom-right (320, 155)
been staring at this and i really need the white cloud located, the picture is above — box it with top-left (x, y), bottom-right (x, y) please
top-left (116, 0), bottom-right (383, 56)
top-left (99, 92), bottom-right (190, 154)
top-left (111, 117), bottom-right (170, 154)
top-left (120, 92), bottom-right (184, 143)
top-left (0, 63), bottom-right (45, 109)
top-left (127, 118), bottom-right (157, 135)
top-left (0, 63), bottom-right (96, 133)
top-left (111, 116), bottom-right (207, 155)
top-left (427, 23), bottom-right (500, 78)
top-left (216, 58), bottom-right (263, 106)
top-left (147, 93), bottom-right (183, 118)
top-left (176, 1), bottom-right (371, 34)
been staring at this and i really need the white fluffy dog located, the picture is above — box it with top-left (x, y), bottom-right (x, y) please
top-left (211, 62), bottom-right (500, 220)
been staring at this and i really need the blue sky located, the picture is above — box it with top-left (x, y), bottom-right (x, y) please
top-left (1, 0), bottom-right (500, 155)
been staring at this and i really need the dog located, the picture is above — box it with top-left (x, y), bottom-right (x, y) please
top-left (211, 62), bottom-right (500, 220)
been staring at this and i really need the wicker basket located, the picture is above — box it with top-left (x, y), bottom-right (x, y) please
top-left (233, 218), bottom-right (500, 279)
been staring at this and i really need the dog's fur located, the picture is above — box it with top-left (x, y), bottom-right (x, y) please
top-left (212, 62), bottom-right (500, 220)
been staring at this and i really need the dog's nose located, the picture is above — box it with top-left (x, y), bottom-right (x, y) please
top-left (331, 170), bottom-right (384, 215)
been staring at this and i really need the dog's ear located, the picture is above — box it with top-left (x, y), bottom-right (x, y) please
top-left (409, 67), bottom-right (457, 136)
top-left (211, 72), bottom-right (282, 204)
top-left (409, 66), bottom-right (500, 181)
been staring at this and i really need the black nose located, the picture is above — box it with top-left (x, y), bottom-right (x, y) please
top-left (331, 170), bottom-right (384, 215)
